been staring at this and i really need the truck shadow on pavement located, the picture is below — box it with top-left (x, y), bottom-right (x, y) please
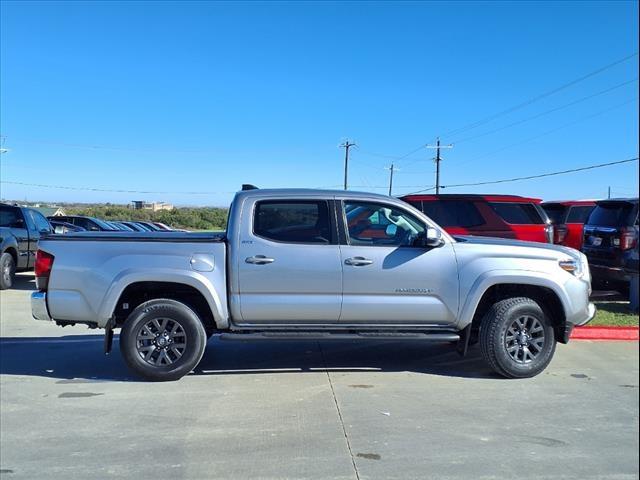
top-left (0, 335), bottom-right (502, 382)
top-left (7, 273), bottom-right (36, 291)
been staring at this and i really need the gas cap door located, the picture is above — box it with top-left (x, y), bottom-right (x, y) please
top-left (189, 253), bottom-right (215, 272)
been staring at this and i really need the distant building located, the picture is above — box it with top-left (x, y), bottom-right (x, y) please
top-left (131, 200), bottom-right (174, 212)
top-left (32, 206), bottom-right (66, 217)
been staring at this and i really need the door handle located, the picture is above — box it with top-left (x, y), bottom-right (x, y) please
top-left (344, 256), bottom-right (373, 266)
top-left (245, 255), bottom-right (275, 265)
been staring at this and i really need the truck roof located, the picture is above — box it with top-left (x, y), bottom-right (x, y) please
top-left (233, 188), bottom-right (395, 201)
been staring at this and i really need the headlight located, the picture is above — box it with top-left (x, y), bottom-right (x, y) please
top-left (559, 258), bottom-right (581, 276)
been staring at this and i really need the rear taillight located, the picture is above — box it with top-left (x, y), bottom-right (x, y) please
top-left (544, 224), bottom-right (554, 243)
top-left (554, 225), bottom-right (568, 244)
top-left (620, 227), bottom-right (637, 251)
top-left (35, 250), bottom-right (54, 291)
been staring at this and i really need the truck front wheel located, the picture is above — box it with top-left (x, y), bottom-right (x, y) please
top-left (120, 299), bottom-right (207, 381)
top-left (479, 297), bottom-right (556, 378)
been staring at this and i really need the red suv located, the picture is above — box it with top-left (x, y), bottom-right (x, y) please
top-left (541, 200), bottom-right (596, 250)
top-left (401, 194), bottom-right (553, 243)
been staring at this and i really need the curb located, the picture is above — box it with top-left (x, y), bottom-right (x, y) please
top-left (571, 326), bottom-right (639, 341)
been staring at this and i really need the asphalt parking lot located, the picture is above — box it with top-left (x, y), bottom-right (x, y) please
top-left (1, 273), bottom-right (638, 480)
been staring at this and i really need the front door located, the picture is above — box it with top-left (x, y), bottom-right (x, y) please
top-left (236, 199), bottom-right (342, 324)
top-left (339, 200), bottom-right (459, 325)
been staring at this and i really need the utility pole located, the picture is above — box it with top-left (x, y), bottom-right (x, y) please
top-left (340, 140), bottom-right (356, 190)
top-left (608, 186), bottom-right (611, 199)
top-left (426, 138), bottom-right (453, 194)
top-left (386, 163), bottom-right (396, 196)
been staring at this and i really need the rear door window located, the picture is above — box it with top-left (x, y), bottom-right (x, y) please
top-left (566, 206), bottom-right (595, 224)
top-left (421, 200), bottom-right (485, 227)
top-left (254, 201), bottom-right (332, 244)
top-left (28, 210), bottom-right (52, 233)
top-left (489, 202), bottom-right (545, 224)
top-left (587, 202), bottom-right (635, 227)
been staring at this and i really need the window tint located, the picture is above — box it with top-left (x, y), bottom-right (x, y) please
top-left (23, 209), bottom-right (37, 231)
top-left (344, 202), bottom-right (425, 246)
top-left (254, 201), bottom-right (331, 244)
top-left (566, 206), bottom-right (595, 224)
top-left (29, 210), bottom-right (52, 232)
top-left (587, 202), bottom-right (635, 227)
top-left (542, 205), bottom-right (567, 224)
top-left (489, 202), bottom-right (544, 224)
top-left (0, 206), bottom-right (24, 228)
top-left (421, 200), bottom-right (485, 228)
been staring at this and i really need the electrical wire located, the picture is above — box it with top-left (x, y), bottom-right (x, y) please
top-left (442, 52), bottom-right (638, 138)
top-left (450, 78), bottom-right (638, 145)
top-left (405, 157), bottom-right (638, 193)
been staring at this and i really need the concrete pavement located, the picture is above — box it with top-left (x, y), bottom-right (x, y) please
top-left (1, 273), bottom-right (638, 479)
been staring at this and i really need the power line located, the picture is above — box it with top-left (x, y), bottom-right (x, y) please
top-left (442, 52), bottom-right (639, 138)
top-left (453, 97), bottom-right (638, 168)
top-left (450, 78), bottom-right (638, 145)
top-left (362, 52), bottom-right (638, 163)
top-left (439, 157), bottom-right (638, 190)
top-left (0, 180), bottom-right (235, 195)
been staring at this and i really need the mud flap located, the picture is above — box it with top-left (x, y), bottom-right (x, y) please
top-left (456, 324), bottom-right (472, 357)
top-left (104, 317), bottom-right (115, 355)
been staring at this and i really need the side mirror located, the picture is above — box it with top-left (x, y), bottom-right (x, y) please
top-left (425, 227), bottom-right (444, 247)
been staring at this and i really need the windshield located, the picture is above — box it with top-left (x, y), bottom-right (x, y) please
top-left (542, 204), bottom-right (567, 224)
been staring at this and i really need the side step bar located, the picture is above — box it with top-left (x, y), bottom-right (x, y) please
top-left (219, 331), bottom-right (460, 342)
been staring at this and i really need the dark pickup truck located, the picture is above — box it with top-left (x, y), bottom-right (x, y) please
top-left (0, 203), bottom-right (53, 289)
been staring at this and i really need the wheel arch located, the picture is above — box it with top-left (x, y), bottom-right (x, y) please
top-left (460, 272), bottom-right (569, 343)
top-left (2, 246), bottom-right (18, 265)
top-left (100, 271), bottom-right (228, 330)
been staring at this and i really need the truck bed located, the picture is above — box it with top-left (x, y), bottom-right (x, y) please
top-left (38, 231), bottom-right (228, 328)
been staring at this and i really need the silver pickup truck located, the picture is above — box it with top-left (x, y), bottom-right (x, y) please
top-left (31, 187), bottom-right (595, 381)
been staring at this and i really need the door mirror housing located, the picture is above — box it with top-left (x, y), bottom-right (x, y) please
top-left (414, 227), bottom-right (444, 248)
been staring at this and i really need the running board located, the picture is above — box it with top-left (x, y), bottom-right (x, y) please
top-left (219, 331), bottom-right (460, 342)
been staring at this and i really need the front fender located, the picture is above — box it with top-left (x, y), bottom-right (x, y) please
top-left (456, 269), bottom-right (573, 329)
top-left (97, 268), bottom-right (229, 329)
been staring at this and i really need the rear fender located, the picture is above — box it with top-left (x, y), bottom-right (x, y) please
top-left (98, 269), bottom-right (229, 329)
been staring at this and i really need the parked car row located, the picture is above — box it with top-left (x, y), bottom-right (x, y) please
top-left (47, 215), bottom-right (183, 233)
top-left (1, 204), bottom-right (186, 289)
top-left (398, 194), bottom-right (638, 296)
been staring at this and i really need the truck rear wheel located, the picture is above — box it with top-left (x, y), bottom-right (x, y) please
top-left (479, 297), bottom-right (556, 379)
top-left (0, 253), bottom-right (16, 290)
top-left (120, 299), bottom-right (207, 381)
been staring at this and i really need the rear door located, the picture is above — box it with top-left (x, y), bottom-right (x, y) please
top-left (564, 205), bottom-right (594, 250)
top-left (235, 198), bottom-right (343, 324)
top-left (488, 202), bottom-right (550, 242)
top-left (339, 200), bottom-right (459, 325)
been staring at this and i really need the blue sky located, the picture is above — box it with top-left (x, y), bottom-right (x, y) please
top-left (1, 0), bottom-right (638, 206)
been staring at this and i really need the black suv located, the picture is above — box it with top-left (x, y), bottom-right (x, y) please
top-left (582, 198), bottom-right (639, 293)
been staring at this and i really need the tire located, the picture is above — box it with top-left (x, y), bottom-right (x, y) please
top-left (479, 297), bottom-right (556, 379)
top-left (119, 299), bottom-right (207, 381)
top-left (0, 253), bottom-right (16, 290)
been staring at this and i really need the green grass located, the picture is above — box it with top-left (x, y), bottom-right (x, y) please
top-left (590, 301), bottom-right (639, 327)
